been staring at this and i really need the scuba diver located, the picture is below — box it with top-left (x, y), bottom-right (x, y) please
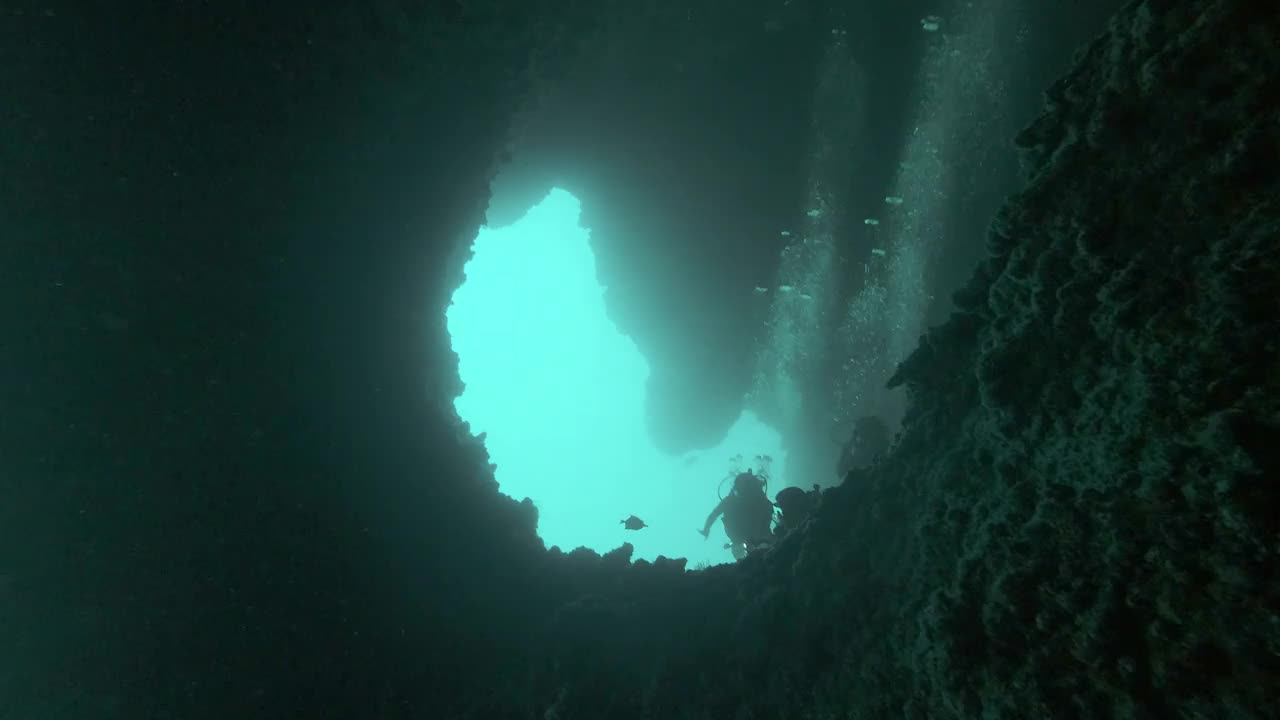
top-left (699, 469), bottom-right (775, 560)
top-left (773, 484), bottom-right (822, 537)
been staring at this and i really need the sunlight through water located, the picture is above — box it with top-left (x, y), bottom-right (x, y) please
top-left (446, 188), bottom-right (789, 567)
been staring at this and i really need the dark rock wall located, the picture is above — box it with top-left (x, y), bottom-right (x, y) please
top-left (883, 2), bottom-right (1280, 714)
top-left (3, 0), bottom-right (1276, 719)
top-left (2, 1), bottom-right (580, 716)
top-left (520, 2), bottom-right (1280, 718)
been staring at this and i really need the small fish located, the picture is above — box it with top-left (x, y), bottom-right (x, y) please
top-left (620, 515), bottom-right (647, 531)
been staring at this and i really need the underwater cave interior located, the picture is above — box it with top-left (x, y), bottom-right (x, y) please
top-left (4, 0), bottom-right (1278, 717)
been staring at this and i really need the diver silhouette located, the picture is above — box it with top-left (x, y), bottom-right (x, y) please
top-left (699, 470), bottom-right (775, 559)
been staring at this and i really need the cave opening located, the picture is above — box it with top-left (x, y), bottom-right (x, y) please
top-left (445, 187), bottom-right (790, 567)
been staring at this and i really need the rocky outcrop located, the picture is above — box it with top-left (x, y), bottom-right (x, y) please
top-left (524, 1), bottom-right (1280, 717)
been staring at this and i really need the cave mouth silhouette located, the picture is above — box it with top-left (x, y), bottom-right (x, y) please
top-left (445, 188), bottom-right (789, 567)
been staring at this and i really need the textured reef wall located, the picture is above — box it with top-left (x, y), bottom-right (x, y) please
top-left (522, 1), bottom-right (1280, 717)
top-left (885, 2), bottom-right (1280, 714)
top-left (5, 0), bottom-right (1276, 718)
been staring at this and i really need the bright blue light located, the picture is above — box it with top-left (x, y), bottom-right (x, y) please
top-left (446, 188), bottom-right (788, 567)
